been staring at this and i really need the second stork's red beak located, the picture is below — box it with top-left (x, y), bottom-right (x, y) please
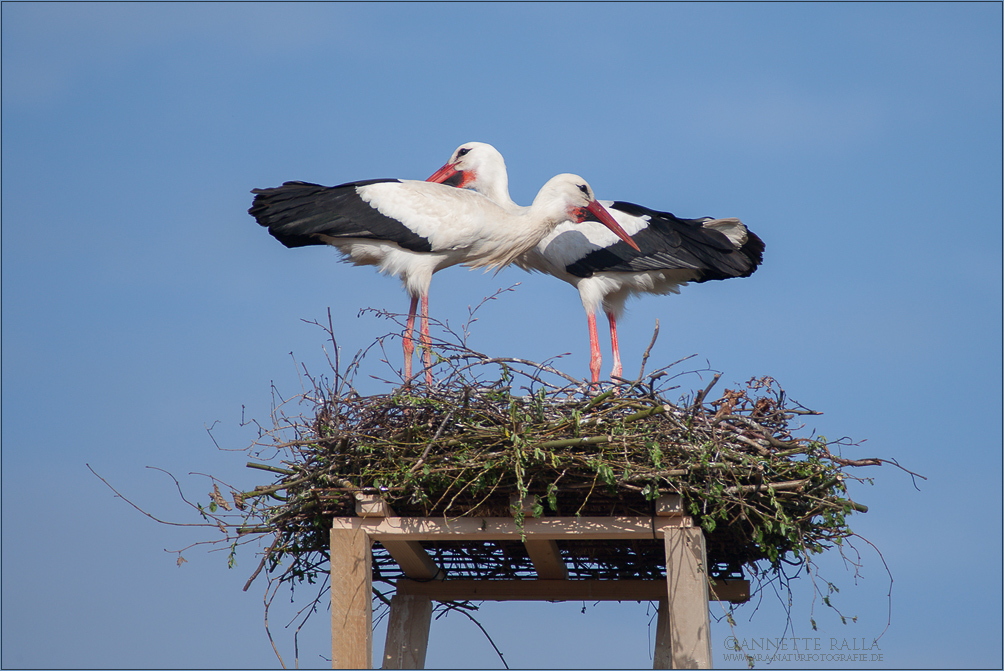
top-left (585, 201), bottom-right (641, 252)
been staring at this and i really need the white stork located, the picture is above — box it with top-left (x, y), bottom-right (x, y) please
top-left (427, 142), bottom-right (765, 384)
top-left (248, 174), bottom-right (639, 385)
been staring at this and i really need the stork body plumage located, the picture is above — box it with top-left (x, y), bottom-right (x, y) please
top-left (427, 142), bottom-right (765, 383)
top-left (249, 173), bottom-right (638, 385)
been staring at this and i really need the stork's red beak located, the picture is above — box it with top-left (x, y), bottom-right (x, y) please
top-left (426, 163), bottom-right (463, 187)
top-left (586, 201), bottom-right (641, 251)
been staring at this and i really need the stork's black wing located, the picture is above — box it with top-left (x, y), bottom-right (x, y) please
top-left (566, 201), bottom-right (764, 282)
top-left (248, 179), bottom-right (434, 253)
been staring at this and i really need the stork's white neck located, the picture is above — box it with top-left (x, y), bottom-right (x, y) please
top-left (474, 158), bottom-right (518, 211)
top-left (460, 176), bottom-right (590, 272)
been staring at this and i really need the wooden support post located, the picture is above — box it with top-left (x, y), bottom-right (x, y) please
top-left (382, 594), bottom-right (433, 669)
top-left (331, 527), bottom-right (373, 669)
top-left (653, 599), bottom-right (671, 669)
top-left (663, 527), bottom-right (712, 669)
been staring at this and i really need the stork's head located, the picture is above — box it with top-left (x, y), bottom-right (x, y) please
top-left (426, 142), bottom-right (513, 207)
top-left (535, 174), bottom-right (640, 251)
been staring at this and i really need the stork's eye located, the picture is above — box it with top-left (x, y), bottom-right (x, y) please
top-left (457, 147), bottom-right (471, 158)
top-left (578, 184), bottom-right (589, 195)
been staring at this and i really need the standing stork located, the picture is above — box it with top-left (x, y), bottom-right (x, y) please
top-left (427, 142), bottom-right (765, 384)
top-left (248, 173), bottom-right (639, 385)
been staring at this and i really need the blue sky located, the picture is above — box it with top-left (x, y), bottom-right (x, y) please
top-left (2, 3), bottom-right (1001, 669)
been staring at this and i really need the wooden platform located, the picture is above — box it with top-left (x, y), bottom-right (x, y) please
top-left (331, 495), bottom-right (746, 669)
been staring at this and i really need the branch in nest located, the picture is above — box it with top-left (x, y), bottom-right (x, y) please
top-left (723, 479), bottom-right (810, 495)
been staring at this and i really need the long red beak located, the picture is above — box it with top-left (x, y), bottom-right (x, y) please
top-left (586, 201), bottom-right (641, 251)
top-left (426, 163), bottom-right (460, 185)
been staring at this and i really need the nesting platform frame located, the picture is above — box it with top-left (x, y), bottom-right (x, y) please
top-left (329, 494), bottom-right (749, 669)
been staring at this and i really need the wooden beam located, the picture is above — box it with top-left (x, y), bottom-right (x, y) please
top-left (709, 578), bottom-right (749, 603)
top-left (396, 579), bottom-right (748, 603)
top-left (331, 527), bottom-right (373, 669)
top-left (382, 594), bottom-right (432, 669)
top-left (663, 527), bottom-right (712, 669)
top-left (524, 540), bottom-right (568, 580)
top-left (331, 515), bottom-right (691, 541)
top-left (510, 495), bottom-right (568, 580)
top-left (353, 497), bottom-right (444, 581)
top-left (381, 540), bottom-right (445, 581)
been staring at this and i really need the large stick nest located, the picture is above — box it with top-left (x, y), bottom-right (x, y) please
top-left (232, 321), bottom-right (880, 590)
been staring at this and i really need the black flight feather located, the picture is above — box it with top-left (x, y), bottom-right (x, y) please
top-left (248, 179), bottom-right (434, 253)
top-left (566, 201), bottom-right (764, 281)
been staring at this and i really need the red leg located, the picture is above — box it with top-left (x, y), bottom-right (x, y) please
top-left (403, 295), bottom-right (419, 383)
top-left (607, 312), bottom-right (622, 380)
top-left (420, 293), bottom-right (433, 385)
top-left (587, 312), bottom-right (601, 385)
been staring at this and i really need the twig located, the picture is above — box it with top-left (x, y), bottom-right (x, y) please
top-left (534, 435), bottom-right (613, 449)
top-left (247, 462), bottom-right (296, 475)
top-left (581, 389), bottom-right (616, 412)
top-left (436, 603), bottom-right (509, 669)
top-left (242, 474), bottom-right (313, 499)
top-left (87, 464), bottom-right (219, 528)
top-left (263, 579), bottom-right (286, 668)
top-left (622, 404), bottom-right (671, 422)
top-left (692, 373), bottom-right (722, 413)
top-left (244, 534), bottom-right (282, 591)
top-left (638, 319), bottom-right (660, 380)
top-left (723, 479), bottom-right (809, 495)
top-left (410, 409), bottom-right (456, 473)
top-left (882, 457), bottom-right (928, 490)
top-left (827, 456), bottom-right (883, 468)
